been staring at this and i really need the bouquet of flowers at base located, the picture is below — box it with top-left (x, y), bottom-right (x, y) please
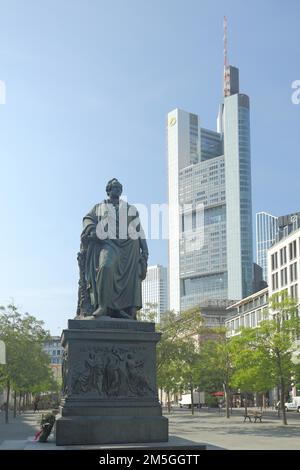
top-left (34, 412), bottom-right (56, 442)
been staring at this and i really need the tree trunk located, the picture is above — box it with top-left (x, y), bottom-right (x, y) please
top-left (167, 390), bottom-right (171, 414)
top-left (18, 393), bottom-right (22, 414)
top-left (190, 384), bottom-right (194, 415)
top-left (224, 383), bottom-right (230, 418)
top-left (5, 379), bottom-right (10, 424)
top-left (276, 352), bottom-right (288, 425)
top-left (13, 391), bottom-right (17, 418)
top-left (280, 380), bottom-right (287, 425)
top-left (244, 393), bottom-right (248, 416)
top-left (22, 394), bottom-right (25, 413)
top-left (262, 393), bottom-right (266, 410)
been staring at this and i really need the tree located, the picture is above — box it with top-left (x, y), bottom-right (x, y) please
top-left (0, 304), bottom-right (56, 423)
top-left (230, 293), bottom-right (300, 425)
top-left (197, 328), bottom-right (235, 418)
top-left (156, 308), bottom-right (203, 413)
top-left (230, 336), bottom-right (275, 413)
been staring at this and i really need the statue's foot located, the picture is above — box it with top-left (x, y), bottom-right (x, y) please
top-left (92, 307), bottom-right (108, 318)
top-left (109, 310), bottom-right (132, 319)
top-left (119, 310), bottom-right (132, 319)
top-left (125, 307), bottom-right (137, 320)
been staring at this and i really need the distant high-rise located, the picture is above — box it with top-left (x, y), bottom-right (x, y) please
top-left (256, 211), bottom-right (300, 283)
top-left (256, 212), bottom-right (279, 282)
top-left (167, 64), bottom-right (253, 312)
top-left (141, 265), bottom-right (168, 322)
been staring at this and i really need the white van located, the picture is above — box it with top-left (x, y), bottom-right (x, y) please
top-left (284, 396), bottom-right (300, 412)
top-left (179, 392), bottom-right (205, 408)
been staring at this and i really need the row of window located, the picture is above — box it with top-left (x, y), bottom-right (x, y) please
top-left (237, 295), bottom-right (268, 314)
top-left (227, 307), bottom-right (268, 334)
top-left (271, 239), bottom-right (299, 271)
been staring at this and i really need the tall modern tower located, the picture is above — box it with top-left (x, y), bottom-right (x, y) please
top-left (141, 265), bottom-right (168, 323)
top-left (167, 63), bottom-right (253, 312)
top-left (256, 212), bottom-right (279, 282)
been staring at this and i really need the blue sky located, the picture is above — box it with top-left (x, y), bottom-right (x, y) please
top-left (0, 0), bottom-right (299, 334)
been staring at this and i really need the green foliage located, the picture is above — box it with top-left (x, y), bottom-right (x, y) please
top-left (156, 308), bottom-right (203, 398)
top-left (37, 412), bottom-right (57, 442)
top-left (197, 328), bottom-right (233, 389)
top-left (0, 304), bottom-right (57, 396)
top-left (196, 328), bottom-right (235, 417)
top-left (229, 292), bottom-right (300, 424)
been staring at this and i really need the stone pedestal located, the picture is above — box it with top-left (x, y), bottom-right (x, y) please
top-left (56, 318), bottom-right (168, 446)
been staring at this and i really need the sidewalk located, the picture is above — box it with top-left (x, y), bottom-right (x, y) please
top-left (0, 408), bottom-right (299, 450)
top-left (0, 410), bottom-right (42, 447)
top-left (167, 409), bottom-right (300, 450)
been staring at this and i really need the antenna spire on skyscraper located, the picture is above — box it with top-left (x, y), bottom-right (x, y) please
top-left (224, 15), bottom-right (228, 68)
top-left (223, 16), bottom-right (230, 97)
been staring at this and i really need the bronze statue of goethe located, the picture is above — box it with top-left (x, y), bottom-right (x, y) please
top-left (77, 178), bottom-right (149, 320)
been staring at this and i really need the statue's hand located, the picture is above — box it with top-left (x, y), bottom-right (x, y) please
top-left (81, 230), bottom-right (99, 245)
top-left (88, 230), bottom-right (98, 240)
top-left (139, 254), bottom-right (148, 281)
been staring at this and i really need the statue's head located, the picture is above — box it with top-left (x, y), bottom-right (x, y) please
top-left (106, 178), bottom-right (123, 198)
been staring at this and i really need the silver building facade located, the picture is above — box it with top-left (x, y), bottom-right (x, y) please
top-left (256, 212), bottom-right (279, 282)
top-left (141, 265), bottom-right (168, 323)
top-left (167, 65), bottom-right (253, 312)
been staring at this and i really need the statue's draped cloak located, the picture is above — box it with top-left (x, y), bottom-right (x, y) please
top-left (82, 200), bottom-right (143, 312)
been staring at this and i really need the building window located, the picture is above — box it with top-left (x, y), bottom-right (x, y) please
top-left (291, 284), bottom-right (298, 300)
top-left (272, 273), bottom-right (279, 290)
top-left (280, 247), bottom-right (287, 266)
top-left (271, 253), bottom-right (278, 271)
top-left (280, 268), bottom-right (288, 287)
top-left (289, 240), bottom-right (297, 260)
top-left (290, 263), bottom-right (298, 283)
top-left (257, 309), bottom-right (261, 323)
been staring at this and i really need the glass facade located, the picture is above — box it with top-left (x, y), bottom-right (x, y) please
top-left (168, 66), bottom-right (253, 311)
top-left (224, 93), bottom-right (253, 300)
top-left (256, 212), bottom-right (278, 282)
top-left (141, 265), bottom-right (168, 323)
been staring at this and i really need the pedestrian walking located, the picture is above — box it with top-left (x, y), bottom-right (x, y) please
top-left (33, 396), bottom-right (39, 413)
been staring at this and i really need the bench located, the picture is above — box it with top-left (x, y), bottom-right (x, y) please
top-left (243, 411), bottom-right (263, 423)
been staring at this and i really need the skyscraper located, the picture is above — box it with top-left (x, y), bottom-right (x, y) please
top-left (167, 64), bottom-right (253, 312)
top-left (256, 211), bottom-right (279, 282)
top-left (141, 265), bottom-right (168, 322)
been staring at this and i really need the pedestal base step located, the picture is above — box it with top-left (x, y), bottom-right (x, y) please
top-left (56, 415), bottom-right (168, 446)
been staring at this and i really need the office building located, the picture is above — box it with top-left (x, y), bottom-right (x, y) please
top-left (43, 336), bottom-right (64, 383)
top-left (198, 299), bottom-right (236, 328)
top-left (268, 225), bottom-right (300, 304)
top-left (256, 211), bottom-right (300, 282)
top-left (225, 287), bottom-right (269, 338)
top-left (256, 212), bottom-right (278, 282)
top-left (167, 64), bottom-right (253, 312)
top-left (141, 265), bottom-right (168, 322)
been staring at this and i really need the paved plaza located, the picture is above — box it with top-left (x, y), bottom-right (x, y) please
top-left (0, 408), bottom-right (299, 450)
top-left (167, 408), bottom-right (300, 450)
